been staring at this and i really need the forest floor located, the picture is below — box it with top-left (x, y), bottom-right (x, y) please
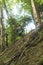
top-left (0, 24), bottom-right (43, 65)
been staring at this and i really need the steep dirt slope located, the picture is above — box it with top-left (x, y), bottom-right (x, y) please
top-left (0, 24), bottom-right (43, 65)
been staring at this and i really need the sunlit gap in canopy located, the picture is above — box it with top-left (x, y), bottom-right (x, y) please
top-left (12, 1), bottom-right (29, 19)
top-left (11, 1), bottom-right (36, 33)
top-left (24, 19), bottom-right (36, 34)
top-left (3, 9), bottom-right (10, 28)
top-left (3, 0), bottom-right (36, 33)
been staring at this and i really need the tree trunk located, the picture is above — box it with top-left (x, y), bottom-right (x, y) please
top-left (30, 0), bottom-right (40, 26)
top-left (0, 6), bottom-right (5, 51)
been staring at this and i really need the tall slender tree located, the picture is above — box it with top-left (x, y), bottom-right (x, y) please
top-left (0, 4), bottom-right (5, 51)
top-left (30, 0), bottom-right (40, 26)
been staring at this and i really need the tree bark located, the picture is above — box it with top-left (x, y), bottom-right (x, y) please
top-left (0, 6), bottom-right (5, 51)
top-left (30, 0), bottom-right (40, 26)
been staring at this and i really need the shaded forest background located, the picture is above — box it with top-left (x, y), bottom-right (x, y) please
top-left (0, 0), bottom-right (43, 65)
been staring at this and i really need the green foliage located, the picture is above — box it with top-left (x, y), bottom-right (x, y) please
top-left (1, 0), bottom-right (43, 44)
top-left (38, 59), bottom-right (43, 65)
top-left (5, 26), bottom-right (12, 45)
top-left (16, 0), bottom-right (31, 12)
top-left (34, 0), bottom-right (43, 11)
top-left (35, 0), bottom-right (43, 5)
top-left (6, 17), bottom-right (25, 44)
